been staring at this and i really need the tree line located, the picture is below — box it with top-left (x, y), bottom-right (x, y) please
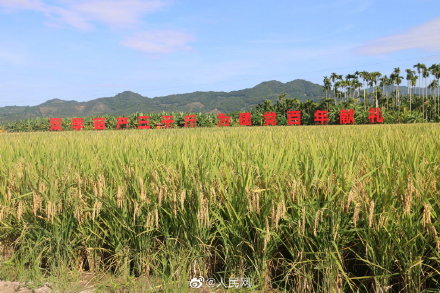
top-left (322, 63), bottom-right (440, 121)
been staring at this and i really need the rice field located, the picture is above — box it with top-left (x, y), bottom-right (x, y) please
top-left (0, 124), bottom-right (439, 292)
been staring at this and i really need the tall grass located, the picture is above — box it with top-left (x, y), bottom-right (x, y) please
top-left (0, 124), bottom-right (439, 291)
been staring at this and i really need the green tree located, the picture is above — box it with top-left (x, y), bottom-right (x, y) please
top-left (330, 72), bottom-right (342, 102)
top-left (369, 72), bottom-right (382, 108)
top-left (379, 75), bottom-right (391, 109)
top-left (390, 68), bottom-right (403, 108)
top-left (323, 76), bottom-right (332, 99)
top-left (358, 71), bottom-right (370, 110)
top-left (429, 64), bottom-right (440, 118)
top-left (414, 63), bottom-right (428, 118)
top-left (406, 69), bottom-right (417, 111)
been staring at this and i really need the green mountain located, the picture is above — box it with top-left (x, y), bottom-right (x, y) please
top-left (0, 79), bottom-right (324, 122)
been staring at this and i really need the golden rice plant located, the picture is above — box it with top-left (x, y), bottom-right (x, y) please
top-left (0, 124), bottom-right (439, 291)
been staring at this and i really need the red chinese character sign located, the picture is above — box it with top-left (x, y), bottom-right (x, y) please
top-left (368, 108), bottom-right (384, 123)
top-left (287, 111), bottom-right (301, 125)
top-left (116, 117), bottom-right (129, 129)
top-left (339, 109), bottom-right (355, 124)
top-left (71, 118), bottom-right (84, 131)
top-left (93, 118), bottom-right (106, 130)
top-left (184, 115), bottom-right (197, 128)
top-left (218, 114), bottom-right (231, 127)
top-left (138, 116), bottom-right (151, 129)
top-left (49, 109), bottom-right (386, 131)
top-left (161, 116), bottom-right (174, 128)
top-left (314, 110), bottom-right (329, 125)
top-left (239, 113), bottom-right (252, 126)
top-left (50, 118), bottom-right (62, 131)
top-left (263, 112), bottom-right (277, 126)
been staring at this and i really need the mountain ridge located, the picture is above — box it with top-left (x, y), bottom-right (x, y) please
top-left (0, 79), bottom-right (324, 122)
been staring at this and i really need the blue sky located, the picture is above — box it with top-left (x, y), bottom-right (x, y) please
top-left (0, 0), bottom-right (440, 106)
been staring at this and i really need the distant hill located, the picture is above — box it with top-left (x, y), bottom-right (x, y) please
top-left (0, 79), bottom-right (323, 122)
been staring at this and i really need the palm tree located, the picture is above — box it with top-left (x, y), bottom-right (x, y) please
top-left (342, 78), bottom-right (350, 102)
top-left (368, 72), bottom-right (382, 108)
top-left (436, 64), bottom-right (440, 119)
top-left (428, 80), bottom-right (438, 120)
top-left (414, 63), bottom-right (429, 118)
top-left (428, 64), bottom-right (440, 116)
top-left (429, 64), bottom-right (440, 119)
top-left (352, 79), bottom-right (362, 100)
top-left (330, 73), bottom-right (342, 101)
top-left (345, 74), bottom-right (357, 100)
top-left (390, 68), bottom-right (403, 109)
top-left (380, 75), bottom-right (391, 109)
top-left (422, 65), bottom-right (430, 100)
top-left (334, 80), bottom-right (345, 104)
top-left (414, 63), bottom-right (425, 96)
top-left (380, 75), bottom-right (388, 93)
top-left (358, 71), bottom-right (370, 110)
top-left (323, 76), bottom-right (332, 99)
top-left (406, 69), bottom-right (416, 111)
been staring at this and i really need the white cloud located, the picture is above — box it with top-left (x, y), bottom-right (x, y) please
top-left (0, 0), bottom-right (194, 54)
top-left (122, 30), bottom-right (194, 54)
top-left (0, 0), bottom-right (166, 29)
top-left (71, 0), bottom-right (165, 28)
top-left (359, 17), bottom-right (440, 55)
